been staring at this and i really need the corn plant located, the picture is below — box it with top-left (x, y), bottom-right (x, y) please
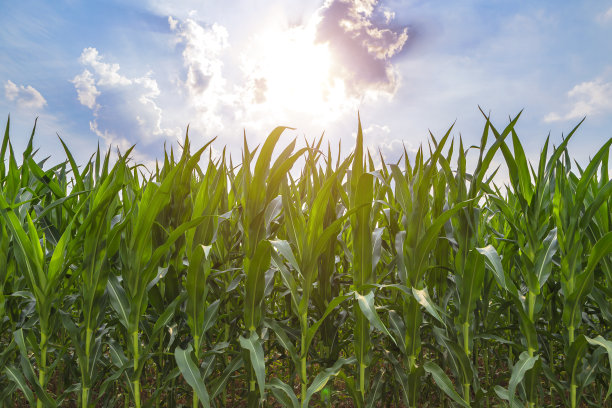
top-left (108, 143), bottom-right (207, 408)
top-left (267, 148), bottom-right (361, 407)
top-left (174, 140), bottom-right (240, 408)
top-left (553, 136), bottom-right (612, 408)
top-left (59, 143), bottom-right (129, 408)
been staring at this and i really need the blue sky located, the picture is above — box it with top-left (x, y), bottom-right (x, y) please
top-left (1, 0), bottom-right (611, 171)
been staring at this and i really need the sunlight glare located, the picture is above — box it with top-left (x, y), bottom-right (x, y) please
top-left (242, 17), bottom-right (351, 121)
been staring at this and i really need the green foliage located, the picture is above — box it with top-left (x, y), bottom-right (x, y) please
top-left (0, 112), bottom-right (610, 408)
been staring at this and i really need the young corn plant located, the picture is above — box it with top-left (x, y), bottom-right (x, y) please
top-left (174, 145), bottom-right (240, 408)
top-left (0, 117), bottom-right (18, 402)
top-left (0, 175), bottom-right (82, 407)
top-left (427, 113), bottom-right (519, 407)
top-left (59, 145), bottom-right (129, 408)
top-left (553, 135), bottom-right (612, 408)
top-left (487, 126), bottom-right (562, 407)
top-left (108, 145), bottom-right (207, 408)
top-left (236, 127), bottom-right (306, 406)
top-left (145, 136), bottom-right (222, 407)
top-left (348, 117), bottom-right (378, 406)
top-left (267, 153), bottom-right (359, 408)
top-left (389, 127), bottom-right (472, 407)
top-left (0, 119), bottom-right (92, 407)
top-left (308, 140), bottom-right (347, 374)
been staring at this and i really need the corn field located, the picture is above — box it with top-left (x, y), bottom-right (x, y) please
top-left (0, 111), bottom-right (611, 408)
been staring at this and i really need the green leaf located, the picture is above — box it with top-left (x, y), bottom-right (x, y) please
top-left (414, 199), bottom-right (475, 282)
top-left (505, 351), bottom-right (539, 407)
top-left (202, 298), bottom-right (221, 335)
top-left (4, 365), bottom-right (35, 405)
top-left (585, 335), bottom-right (612, 400)
top-left (174, 344), bottom-right (210, 408)
top-left (423, 361), bottom-right (470, 408)
top-left (534, 228), bottom-right (558, 290)
top-left (305, 294), bottom-right (351, 354)
top-left (412, 287), bottom-right (446, 325)
top-left (354, 291), bottom-right (396, 346)
top-left (270, 239), bottom-right (301, 276)
top-left (388, 354), bottom-right (410, 406)
top-left (14, 329), bottom-right (57, 407)
top-left (432, 328), bottom-right (473, 387)
top-left (265, 319), bottom-right (300, 369)
top-left (209, 356), bottom-right (243, 399)
top-left (365, 369), bottom-right (386, 408)
top-left (244, 240), bottom-right (272, 331)
top-left (493, 386), bottom-right (523, 408)
top-left (107, 274), bottom-right (131, 329)
top-left (267, 378), bottom-right (299, 408)
top-left (303, 357), bottom-right (356, 406)
top-left (477, 245), bottom-right (508, 293)
top-left (458, 249), bottom-right (485, 326)
top-left (562, 232), bottom-right (612, 332)
top-left (388, 310), bottom-right (407, 354)
top-left (152, 292), bottom-right (186, 337)
top-left (239, 331), bottom-right (266, 400)
top-left (566, 335), bottom-right (588, 395)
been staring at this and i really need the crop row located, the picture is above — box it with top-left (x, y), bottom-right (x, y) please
top-left (0, 111), bottom-right (611, 407)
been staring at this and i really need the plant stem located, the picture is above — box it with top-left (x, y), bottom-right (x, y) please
top-left (193, 335), bottom-right (200, 408)
top-left (462, 322), bottom-right (471, 406)
top-left (37, 329), bottom-right (47, 408)
top-left (300, 313), bottom-right (308, 408)
top-left (528, 291), bottom-right (536, 322)
top-left (82, 387), bottom-right (89, 408)
top-left (359, 362), bottom-right (366, 402)
top-left (463, 322), bottom-right (470, 357)
top-left (133, 331), bottom-right (141, 408)
top-left (82, 327), bottom-right (93, 408)
top-left (527, 291), bottom-right (537, 407)
top-left (463, 383), bottom-right (470, 405)
top-left (484, 344), bottom-right (490, 408)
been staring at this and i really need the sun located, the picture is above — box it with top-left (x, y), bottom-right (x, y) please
top-left (242, 17), bottom-right (349, 120)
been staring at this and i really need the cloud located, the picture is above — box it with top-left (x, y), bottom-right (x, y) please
top-left (71, 70), bottom-right (99, 109)
top-left (170, 17), bottom-right (228, 97)
top-left (597, 7), bottom-right (612, 23)
top-left (314, 0), bottom-right (409, 97)
top-left (169, 16), bottom-right (236, 135)
top-left (72, 47), bottom-right (180, 151)
top-left (376, 138), bottom-right (414, 165)
top-left (4, 80), bottom-right (47, 109)
top-left (356, 123), bottom-right (418, 165)
top-left (544, 76), bottom-right (612, 122)
top-left (79, 48), bottom-right (131, 87)
top-left (162, 5), bottom-right (410, 152)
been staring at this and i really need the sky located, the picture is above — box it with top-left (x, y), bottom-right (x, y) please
top-left (1, 0), bottom-right (612, 173)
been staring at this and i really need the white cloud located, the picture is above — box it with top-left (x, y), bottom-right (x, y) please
top-left (597, 7), bottom-right (612, 23)
top-left (79, 47), bottom-right (131, 87)
top-left (356, 123), bottom-right (391, 140)
top-left (171, 18), bottom-right (228, 97)
top-left (72, 47), bottom-right (180, 152)
top-left (376, 138), bottom-right (414, 165)
top-left (4, 80), bottom-right (47, 109)
top-left (71, 69), bottom-right (99, 109)
top-left (544, 77), bottom-right (612, 122)
top-left (170, 17), bottom-right (235, 135)
top-left (356, 123), bottom-right (418, 166)
top-left (315, 0), bottom-right (409, 96)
